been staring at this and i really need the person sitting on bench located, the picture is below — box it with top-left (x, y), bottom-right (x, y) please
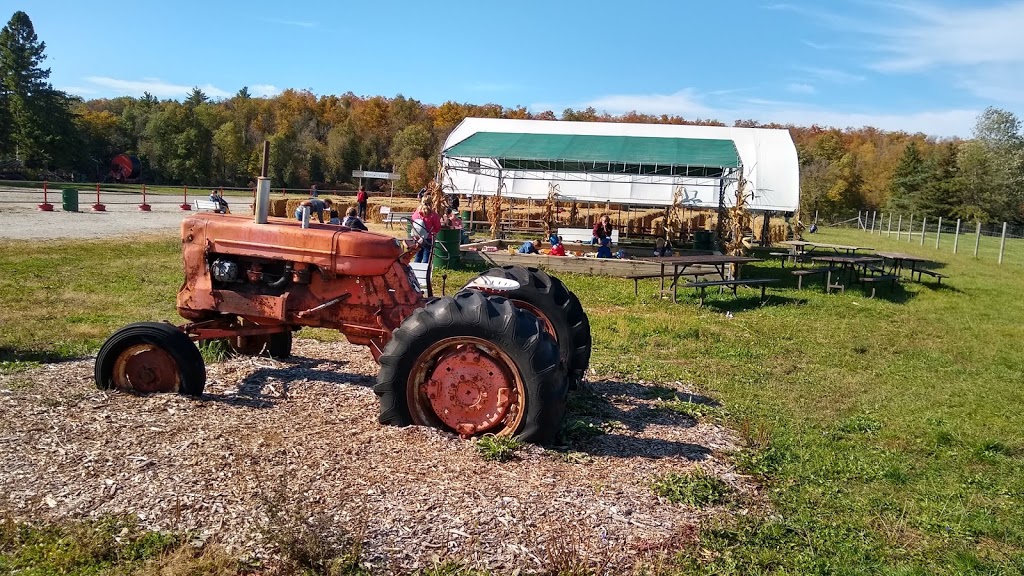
top-left (209, 189), bottom-right (229, 213)
top-left (653, 237), bottom-right (673, 257)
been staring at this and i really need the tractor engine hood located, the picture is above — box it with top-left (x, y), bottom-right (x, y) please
top-left (182, 214), bottom-right (404, 277)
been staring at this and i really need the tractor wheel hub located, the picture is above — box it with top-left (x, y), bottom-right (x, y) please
top-left (422, 348), bottom-right (513, 436)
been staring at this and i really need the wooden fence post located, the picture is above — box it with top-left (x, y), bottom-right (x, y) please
top-left (897, 215), bottom-right (903, 240)
top-left (887, 213), bottom-right (892, 237)
top-left (908, 214), bottom-right (914, 243)
top-left (953, 218), bottom-right (961, 254)
top-left (935, 217), bottom-right (942, 248)
top-left (921, 217), bottom-right (927, 246)
top-left (999, 222), bottom-right (1007, 264)
top-left (871, 211), bottom-right (877, 234)
top-left (974, 222), bottom-right (982, 258)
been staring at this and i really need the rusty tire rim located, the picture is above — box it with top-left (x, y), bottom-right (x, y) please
top-left (111, 343), bottom-right (181, 393)
top-left (406, 337), bottom-right (525, 438)
top-left (508, 300), bottom-right (557, 345)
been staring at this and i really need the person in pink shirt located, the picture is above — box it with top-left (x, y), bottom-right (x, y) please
top-left (411, 202), bottom-right (442, 263)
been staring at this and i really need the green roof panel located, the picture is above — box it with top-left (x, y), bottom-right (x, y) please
top-left (443, 132), bottom-right (741, 169)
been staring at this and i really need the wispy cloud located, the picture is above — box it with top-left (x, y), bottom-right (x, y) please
top-left (84, 76), bottom-right (231, 99)
top-left (786, 83), bottom-right (816, 95)
top-left (534, 88), bottom-right (977, 137)
top-left (794, 66), bottom-right (865, 84)
top-left (261, 17), bottom-right (317, 28)
top-left (59, 86), bottom-right (98, 96)
top-left (250, 84), bottom-right (282, 97)
top-left (786, 1), bottom-right (1024, 104)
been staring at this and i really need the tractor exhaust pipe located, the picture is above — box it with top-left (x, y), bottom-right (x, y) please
top-left (254, 140), bottom-right (271, 224)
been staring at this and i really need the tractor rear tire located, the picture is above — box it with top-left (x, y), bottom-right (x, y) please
top-left (475, 266), bottom-right (592, 386)
top-left (95, 322), bottom-right (206, 396)
top-left (374, 291), bottom-right (567, 445)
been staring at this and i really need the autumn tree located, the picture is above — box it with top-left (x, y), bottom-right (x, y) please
top-left (887, 142), bottom-right (928, 214)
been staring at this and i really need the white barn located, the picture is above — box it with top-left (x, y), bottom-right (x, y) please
top-left (440, 118), bottom-right (800, 213)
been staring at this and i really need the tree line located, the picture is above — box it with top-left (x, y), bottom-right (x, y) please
top-left (2, 10), bottom-right (1023, 223)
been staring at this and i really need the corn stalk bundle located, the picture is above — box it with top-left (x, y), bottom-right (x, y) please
top-left (725, 178), bottom-right (754, 256)
top-left (489, 183), bottom-right (505, 239)
top-left (660, 187), bottom-right (686, 240)
top-left (543, 183), bottom-right (560, 238)
top-left (568, 202), bottom-right (579, 226)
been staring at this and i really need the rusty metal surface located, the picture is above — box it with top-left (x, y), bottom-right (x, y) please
top-left (175, 214), bottom-right (424, 354)
top-left (112, 344), bottom-right (180, 393)
top-left (406, 338), bottom-right (525, 438)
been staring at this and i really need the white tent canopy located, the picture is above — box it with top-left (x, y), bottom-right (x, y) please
top-left (441, 118), bottom-right (800, 213)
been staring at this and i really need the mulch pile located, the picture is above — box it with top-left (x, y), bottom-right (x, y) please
top-left (0, 339), bottom-right (757, 573)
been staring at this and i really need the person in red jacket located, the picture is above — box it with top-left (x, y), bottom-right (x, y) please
top-left (549, 236), bottom-right (566, 256)
top-left (356, 186), bottom-right (369, 220)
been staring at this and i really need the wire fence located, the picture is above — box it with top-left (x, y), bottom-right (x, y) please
top-left (828, 210), bottom-right (1024, 266)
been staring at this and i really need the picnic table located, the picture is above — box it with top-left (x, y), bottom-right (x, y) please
top-left (632, 254), bottom-right (763, 303)
top-left (779, 241), bottom-right (875, 255)
top-left (874, 251), bottom-right (930, 277)
top-left (809, 255), bottom-right (886, 293)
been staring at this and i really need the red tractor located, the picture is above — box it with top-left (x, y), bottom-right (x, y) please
top-left (94, 156), bottom-right (590, 444)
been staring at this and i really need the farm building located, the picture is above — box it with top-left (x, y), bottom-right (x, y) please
top-left (440, 118), bottom-right (800, 214)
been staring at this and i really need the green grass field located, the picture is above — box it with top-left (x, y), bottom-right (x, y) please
top-left (1, 227), bottom-right (1023, 574)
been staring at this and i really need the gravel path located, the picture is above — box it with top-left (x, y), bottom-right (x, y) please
top-left (0, 187), bottom-right (251, 240)
top-left (0, 339), bottom-right (755, 573)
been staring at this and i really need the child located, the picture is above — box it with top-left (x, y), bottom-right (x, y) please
top-left (328, 209), bottom-right (341, 225)
top-left (653, 237), bottom-right (672, 257)
top-left (596, 236), bottom-right (613, 258)
top-left (518, 240), bottom-right (539, 254)
top-left (549, 235), bottom-right (566, 256)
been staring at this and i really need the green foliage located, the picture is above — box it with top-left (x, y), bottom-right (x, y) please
top-left (198, 338), bottom-right (230, 364)
top-left (475, 434), bottom-right (522, 462)
top-left (560, 418), bottom-right (607, 444)
top-left (657, 397), bottom-right (724, 419)
top-left (651, 468), bottom-right (730, 507)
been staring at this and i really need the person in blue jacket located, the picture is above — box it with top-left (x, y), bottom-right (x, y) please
top-left (596, 236), bottom-right (613, 258)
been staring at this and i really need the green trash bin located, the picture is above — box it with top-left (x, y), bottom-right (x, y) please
top-left (694, 229), bottom-right (714, 251)
top-left (61, 188), bottom-right (79, 212)
top-left (460, 210), bottom-right (472, 230)
top-left (433, 228), bottom-right (462, 269)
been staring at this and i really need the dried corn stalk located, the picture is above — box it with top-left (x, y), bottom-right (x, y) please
top-left (724, 178), bottom-right (754, 257)
top-left (568, 202), bottom-right (579, 226)
top-left (489, 183), bottom-right (504, 239)
top-left (543, 183), bottom-right (560, 238)
top-left (660, 187), bottom-right (686, 241)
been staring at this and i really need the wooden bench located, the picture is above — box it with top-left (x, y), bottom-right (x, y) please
top-left (380, 206), bottom-right (413, 229)
top-left (860, 274), bottom-right (899, 298)
top-left (683, 278), bottom-right (778, 306)
top-left (912, 269), bottom-right (948, 284)
top-left (626, 271), bottom-right (708, 298)
top-left (791, 267), bottom-right (837, 290)
top-left (558, 227), bottom-right (620, 245)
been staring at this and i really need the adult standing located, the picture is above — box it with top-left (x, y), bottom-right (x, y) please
top-left (356, 186), bottom-right (369, 220)
top-left (310, 184), bottom-right (319, 198)
top-left (410, 202), bottom-right (441, 264)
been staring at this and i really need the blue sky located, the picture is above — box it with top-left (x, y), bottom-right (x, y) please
top-left (7, 0), bottom-right (1024, 137)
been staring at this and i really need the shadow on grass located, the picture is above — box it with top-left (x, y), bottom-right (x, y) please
top-left (201, 355), bottom-right (375, 408)
top-left (0, 346), bottom-right (86, 364)
top-left (558, 379), bottom-right (714, 461)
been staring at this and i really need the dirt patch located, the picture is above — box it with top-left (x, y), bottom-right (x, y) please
top-left (0, 338), bottom-right (755, 573)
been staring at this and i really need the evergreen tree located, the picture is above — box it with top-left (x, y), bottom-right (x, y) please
top-left (0, 10), bottom-right (79, 168)
top-left (887, 142), bottom-right (929, 214)
top-left (918, 140), bottom-right (960, 219)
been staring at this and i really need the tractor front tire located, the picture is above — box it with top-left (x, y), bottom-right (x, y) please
top-left (475, 266), bottom-right (592, 386)
top-left (95, 322), bottom-right (206, 396)
top-left (374, 291), bottom-right (567, 445)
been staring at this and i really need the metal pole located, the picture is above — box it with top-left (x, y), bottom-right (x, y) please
top-left (908, 214), bottom-right (914, 243)
top-left (871, 211), bottom-right (877, 234)
top-left (921, 217), bottom-right (927, 246)
top-left (935, 217), bottom-right (942, 249)
top-left (887, 213), bottom-right (892, 237)
top-left (999, 222), bottom-right (1008, 264)
top-left (255, 140), bottom-right (271, 224)
top-left (953, 218), bottom-right (961, 254)
top-left (974, 221), bottom-right (981, 258)
top-left (897, 215), bottom-right (902, 240)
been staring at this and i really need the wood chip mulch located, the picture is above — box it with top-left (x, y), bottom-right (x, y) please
top-left (0, 339), bottom-right (759, 574)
